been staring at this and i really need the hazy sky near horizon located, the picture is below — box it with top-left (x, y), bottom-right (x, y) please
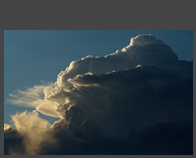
top-left (4, 30), bottom-right (193, 125)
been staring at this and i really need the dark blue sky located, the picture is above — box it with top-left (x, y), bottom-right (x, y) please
top-left (4, 30), bottom-right (193, 124)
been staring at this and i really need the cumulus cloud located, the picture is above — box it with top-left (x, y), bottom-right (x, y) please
top-left (5, 34), bottom-right (193, 155)
top-left (4, 111), bottom-right (52, 155)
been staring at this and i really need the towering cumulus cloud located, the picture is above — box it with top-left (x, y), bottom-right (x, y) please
top-left (5, 34), bottom-right (193, 155)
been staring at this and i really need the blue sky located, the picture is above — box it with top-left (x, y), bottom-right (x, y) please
top-left (4, 30), bottom-right (193, 125)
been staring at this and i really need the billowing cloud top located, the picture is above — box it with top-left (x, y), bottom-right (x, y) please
top-left (55, 34), bottom-right (178, 89)
top-left (5, 34), bottom-right (193, 155)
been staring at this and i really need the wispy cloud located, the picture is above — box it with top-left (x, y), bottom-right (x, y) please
top-left (7, 85), bottom-right (46, 108)
top-left (7, 84), bottom-right (61, 118)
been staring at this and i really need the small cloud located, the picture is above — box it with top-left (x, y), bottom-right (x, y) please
top-left (135, 64), bottom-right (142, 68)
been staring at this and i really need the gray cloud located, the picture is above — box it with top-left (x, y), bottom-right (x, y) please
top-left (5, 34), bottom-right (193, 155)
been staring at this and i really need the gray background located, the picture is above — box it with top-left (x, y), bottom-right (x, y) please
top-left (0, 0), bottom-right (195, 158)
